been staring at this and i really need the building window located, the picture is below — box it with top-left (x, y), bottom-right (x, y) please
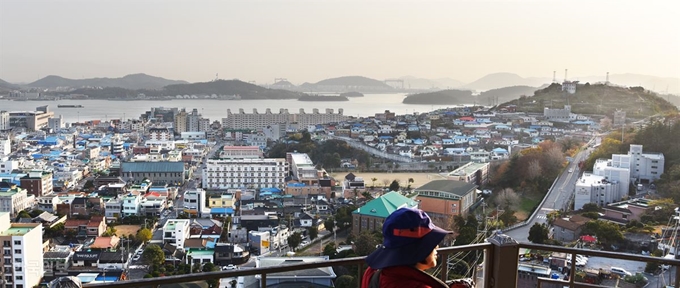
top-left (14, 258), bottom-right (21, 263)
top-left (13, 250), bottom-right (20, 254)
top-left (13, 241), bottom-right (20, 245)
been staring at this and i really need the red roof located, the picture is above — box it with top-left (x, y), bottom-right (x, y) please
top-left (580, 235), bottom-right (597, 243)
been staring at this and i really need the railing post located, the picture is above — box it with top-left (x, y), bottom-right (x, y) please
top-left (486, 231), bottom-right (519, 288)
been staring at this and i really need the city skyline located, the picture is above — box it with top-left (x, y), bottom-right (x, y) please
top-left (1, 0), bottom-right (679, 84)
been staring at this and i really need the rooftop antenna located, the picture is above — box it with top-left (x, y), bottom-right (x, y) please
top-left (215, 73), bottom-right (219, 81)
top-left (564, 69), bottom-right (568, 82)
top-left (552, 71), bottom-right (557, 83)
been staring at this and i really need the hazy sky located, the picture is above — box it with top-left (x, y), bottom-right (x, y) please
top-left (1, 0), bottom-right (679, 84)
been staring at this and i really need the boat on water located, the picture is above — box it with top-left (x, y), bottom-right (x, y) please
top-left (57, 104), bottom-right (84, 108)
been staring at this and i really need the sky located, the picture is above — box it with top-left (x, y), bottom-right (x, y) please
top-left (1, 0), bottom-right (679, 84)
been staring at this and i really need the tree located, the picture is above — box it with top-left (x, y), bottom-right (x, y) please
top-left (324, 217), bottom-right (336, 232)
top-left (288, 232), bottom-right (302, 251)
top-left (389, 180), bottom-right (400, 192)
top-left (202, 262), bottom-right (218, 272)
top-left (16, 210), bottom-right (31, 219)
top-left (371, 178), bottom-right (378, 188)
top-left (354, 231), bottom-right (381, 256)
top-left (102, 226), bottom-right (117, 237)
top-left (526, 159), bottom-right (542, 180)
top-left (142, 244), bottom-right (165, 267)
top-left (136, 228), bottom-right (152, 243)
top-left (407, 178), bottom-right (415, 190)
top-left (323, 243), bottom-right (337, 258)
top-left (495, 188), bottom-right (520, 211)
top-left (581, 203), bottom-right (601, 213)
top-left (45, 223), bottom-right (65, 238)
top-left (361, 191), bottom-right (374, 200)
top-left (308, 226), bottom-right (318, 240)
top-left (528, 223), bottom-right (549, 244)
top-left (454, 226), bottom-right (477, 246)
top-left (335, 275), bottom-right (357, 288)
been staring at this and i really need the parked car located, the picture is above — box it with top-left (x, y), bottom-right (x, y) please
top-left (610, 267), bottom-right (632, 277)
top-left (222, 264), bottom-right (237, 271)
top-left (132, 255), bottom-right (141, 261)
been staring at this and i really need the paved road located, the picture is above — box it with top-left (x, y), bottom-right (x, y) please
top-left (327, 135), bottom-right (414, 163)
top-left (505, 138), bottom-right (596, 243)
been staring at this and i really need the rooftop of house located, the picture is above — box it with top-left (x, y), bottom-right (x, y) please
top-left (0, 225), bottom-right (38, 236)
top-left (415, 180), bottom-right (478, 197)
top-left (353, 191), bottom-right (418, 218)
top-left (447, 162), bottom-right (488, 177)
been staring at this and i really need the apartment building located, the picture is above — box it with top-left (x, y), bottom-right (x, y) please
top-left (19, 170), bottom-right (53, 197)
top-left (203, 158), bottom-right (288, 189)
top-left (183, 189), bottom-right (208, 217)
top-left (121, 193), bottom-right (141, 217)
top-left (222, 108), bottom-right (348, 130)
top-left (148, 127), bottom-right (173, 141)
top-left (574, 173), bottom-right (623, 210)
top-left (287, 152), bottom-right (318, 185)
top-left (0, 212), bottom-right (44, 288)
top-left (587, 144), bottom-right (665, 204)
top-left (0, 111), bottom-right (9, 131)
top-left (163, 219), bottom-right (191, 249)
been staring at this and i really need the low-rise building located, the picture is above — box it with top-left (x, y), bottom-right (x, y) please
top-left (20, 170), bottom-right (53, 197)
top-left (446, 162), bottom-right (490, 186)
top-left (183, 188), bottom-right (208, 218)
top-left (552, 215), bottom-right (590, 242)
top-left (0, 184), bottom-right (32, 217)
top-left (415, 180), bottom-right (478, 218)
top-left (352, 191), bottom-right (418, 235)
top-left (121, 193), bottom-right (141, 217)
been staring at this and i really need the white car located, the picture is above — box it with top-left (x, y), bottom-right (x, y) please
top-left (222, 264), bottom-right (237, 271)
top-left (132, 255), bottom-right (141, 261)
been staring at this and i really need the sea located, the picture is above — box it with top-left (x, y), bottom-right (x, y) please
top-left (0, 93), bottom-right (471, 123)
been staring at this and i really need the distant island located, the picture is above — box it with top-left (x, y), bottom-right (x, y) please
top-left (298, 95), bottom-right (349, 102)
top-left (340, 91), bottom-right (364, 97)
top-left (402, 89), bottom-right (473, 105)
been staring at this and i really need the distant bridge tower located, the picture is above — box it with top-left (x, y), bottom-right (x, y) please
top-left (553, 71), bottom-right (557, 83)
top-left (564, 69), bottom-right (568, 82)
top-left (274, 78), bottom-right (288, 84)
top-left (215, 73), bottom-right (219, 81)
top-left (384, 79), bottom-right (405, 89)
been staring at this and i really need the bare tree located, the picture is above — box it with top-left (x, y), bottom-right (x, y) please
top-left (543, 146), bottom-right (565, 174)
top-left (527, 159), bottom-right (542, 180)
top-left (382, 179), bottom-right (391, 188)
top-left (495, 188), bottom-right (520, 211)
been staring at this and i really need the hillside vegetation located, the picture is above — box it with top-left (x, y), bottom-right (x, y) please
top-left (402, 89), bottom-right (473, 105)
top-left (478, 85), bottom-right (538, 105)
top-left (503, 83), bottom-right (678, 117)
top-left (28, 73), bottom-right (188, 90)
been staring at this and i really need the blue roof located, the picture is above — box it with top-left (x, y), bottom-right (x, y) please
top-left (210, 208), bottom-right (234, 214)
top-left (287, 183), bottom-right (307, 187)
top-left (261, 187), bottom-right (282, 193)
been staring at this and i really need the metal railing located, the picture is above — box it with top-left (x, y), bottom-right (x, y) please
top-left (86, 234), bottom-right (680, 288)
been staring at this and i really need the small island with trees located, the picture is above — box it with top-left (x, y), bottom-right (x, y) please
top-left (298, 95), bottom-right (350, 102)
top-left (339, 91), bottom-right (364, 97)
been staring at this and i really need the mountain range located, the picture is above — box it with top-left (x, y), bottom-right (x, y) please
top-left (3, 72), bottom-right (678, 96)
top-left (27, 73), bottom-right (188, 90)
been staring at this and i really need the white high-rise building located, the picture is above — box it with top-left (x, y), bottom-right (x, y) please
top-left (0, 111), bottom-right (10, 131)
top-left (48, 115), bottom-right (63, 131)
top-left (0, 212), bottom-right (44, 288)
top-left (223, 108), bottom-right (348, 130)
top-left (582, 144), bottom-right (665, 208)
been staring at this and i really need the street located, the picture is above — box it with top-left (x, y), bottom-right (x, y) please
top-left (505, 138), bottom-right (596, 243)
